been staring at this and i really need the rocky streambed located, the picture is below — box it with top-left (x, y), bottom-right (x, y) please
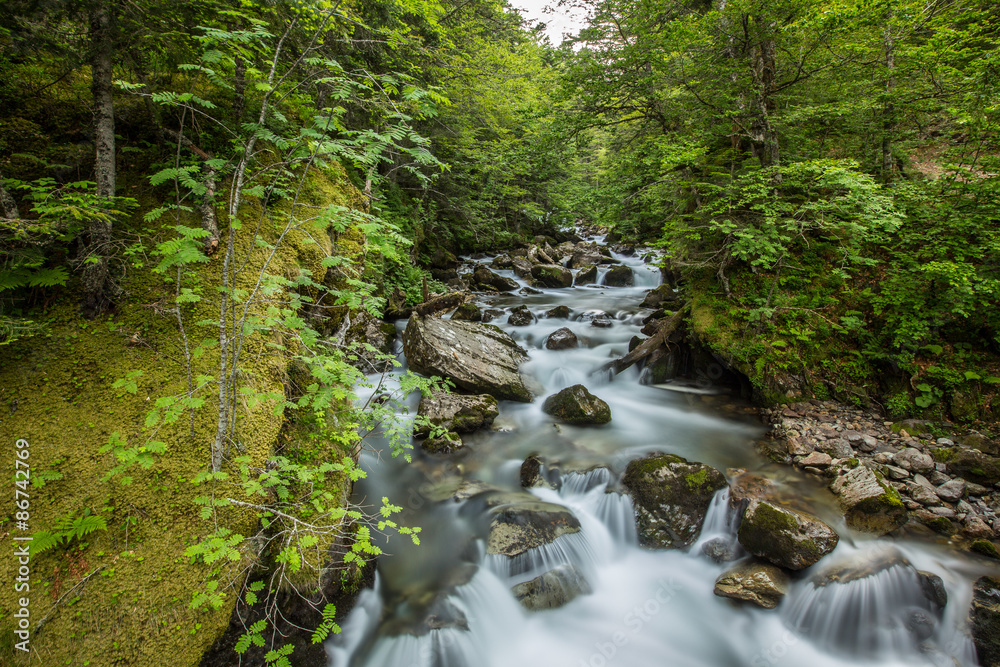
top-left (328, 230), bottom-right (999, 667)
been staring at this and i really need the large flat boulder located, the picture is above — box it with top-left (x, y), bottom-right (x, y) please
top-left (622, 454), bottom-right (727, 549)
top-left (403, 316), bottom-right (533, 402)
top-left (829, 464), bottom-right (907, 535)
top-left (737, 500), bottom-right (838, 570)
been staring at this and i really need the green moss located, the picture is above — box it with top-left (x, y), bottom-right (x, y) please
top-left (685, 468), bottom-right (711, 490)
top-left (932, 448), bottom-right (956, 463)
top-left (971, 540), bottom-right (1000, 560)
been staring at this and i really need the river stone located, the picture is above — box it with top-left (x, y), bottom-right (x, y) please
top-left (935, 478), bottom-right (966, 503)
top-left (701, 537), bottom-right (741, 563)
top-left (520, 455), bottom-right (557, 490)
top-left (622, 455), bottom-right (727, 549)
top-left (816, 438), bottom-right (853, 459)
top-left (545, 305), bottom-right (571, 319)
top-left (415, 391), bottom-right (499, 436)
top-left (569, 244), bottom-right (604, 268)
top-left (800, 451), bottom-right (833, 468)
top-left (487, 501), bottom-right (581, 557)
top-left (604, 264), bottom-right (634, 286)
top-left (640, 284), bottom-right (681, 309)
top-left (575, 265), bottom-right (598, 285)
top-left (971, 576), bottom-right (1000, 666)
top-left (542, 384), bottom-right (611, 425)
top-left (545, 327), bottom-right (579, 350)
top-left (481, 308), bottom-right (504, 323)
top-left (421, 431), bottom-right (464, 454)
top-left (714, 560), bottom-right (790, 609)
top-left (402, 316), bottom-right (533, 402)
top-left (937, 449), bottom-right (1000, 485)
top-left (337, 309), bottom-right (398, 373)
top-left (471, 266), bottom-right (518, 292)
top-left (893, 447), bottom-right (935, 474)
top-left (531, 264), bottom-right (573, 288)
top-left (512, 563), bottom-right (593, 611)
top-left (511, 257), bottom-right (534, 279)
top-left (491, 254), bottom-right (515, 270)
top-left (508, 305), bottom-right (536, 327)
top-left (451, 302), bottom-right (482, 322)
top-left (737, 500), bottom-right (839, 570)
top-left (829, 464), bottom-right (908, 535)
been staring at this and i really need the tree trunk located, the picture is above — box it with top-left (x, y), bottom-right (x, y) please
top-left (233, 54), bottom-right (246, 124)
top-left (81, 3), bottom-right (116, 317)
top-left (881, 23), bottom-right (896, 186)
top-left (749, 33), bottom-right (781, 179)
top-left (0, 170), bottom-right (18, 220)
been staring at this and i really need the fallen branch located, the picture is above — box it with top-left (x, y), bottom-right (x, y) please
top-left (596, 304), bottom-right (689, 376)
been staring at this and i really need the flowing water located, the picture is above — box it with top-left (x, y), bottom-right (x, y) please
top-left (329, 234), bottom-right (991, 667)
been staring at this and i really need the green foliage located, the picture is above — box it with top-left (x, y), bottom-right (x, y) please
top-left (30, 510), bottom-right (107, 557)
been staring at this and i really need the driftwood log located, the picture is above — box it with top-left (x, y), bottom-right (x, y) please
top-left (596, 304), bottom-right (688, 375)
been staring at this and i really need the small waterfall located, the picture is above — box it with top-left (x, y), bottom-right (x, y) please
top-left (781, 549), bottom-right (957, 660)
top-left (556, 469), bottom-right (637, 545)
top-left (483, 531), bottom-right (601, 584)
top-left (690, 488), bottom-right (745, 562)
top-left (325, 577), bottom-right (382, 665)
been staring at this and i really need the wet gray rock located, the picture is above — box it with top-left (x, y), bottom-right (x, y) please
top-left (701, 537), bottom-right (742, 563)
top-left (471, 266), bottom-right (519, 292)
top-left (542, 385), bottom-right (611, 425)
top-left (603, 264), bottom-right (634, 286)
top-left (421, 431), bottom-right (465, 454)
top-left (829, 465), bottom-right (908, 535)
top-left (737, 500), bottom-right (839, 570)
top-left (531, 264), bottom-right (573, 288)
top-left (893, 448), bottom-right (935, 474)
top-left (520, 454), bottom-right (558, 490)
top-left (575, 265), bottom-right (598, 286)
top-left (508, 305), bottom-right (536, 327)
top-left (569, 244), bottom-right (604, 269)
top-left (590, 317), bottom-right (613, 328)
top-left (545, 327), bottom-right (579, 350)
top-left (622, 455), bottom-right (727, 549)
top-left (415, 391), bottom-right (499, 437)
top-left (714, 560), bottom-right (790, 609)
top-left (970, 576), bottom-right (1000, 665)
top-left (640, 284), bottom-right (681, 309)
top-left (935, 479), bottom-right (966, 503)
top-left (487, 500), bottom-right (581, 557)
top-left (481, 308), bottom-right (504, 323)
top-left (816, 438), bottom-right (853, 459)
top-left (800, 452), bottom-right (833, 468)
top-left (545, 305), bottom-right (571, 319)
top-left (511, 257), bottom-right (535, 279)
top-left (512, 564), bottom-right (592, 611)
top-left (940, 449), bottom-right (1000, 485)
top-left (403, 316), bottom-right (533, 402)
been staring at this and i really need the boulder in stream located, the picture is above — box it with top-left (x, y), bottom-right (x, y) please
top-left (971, 575), bottom-right (1000, 666)
top-left (640, 284), bottom-right (681, 309)
top-left (450, 302), bottom-right (482, 322)
top-left (487, 500), bottom-right (582, 557)
top-left (575, 265), bottom-right (598, 286)
top-left (569, 244), bottom-right (604, 268)
top-left (403, 316), bottom-right (533, 402)
top-left (508, 305), bottom-right (536, 326)
top-left (737, 500), bottom-right (839, 570)
top-left (531, 264), bottom-right (574, 288)
top-left (622, 454), bottom-right (727, 549)
top-left (545, 327), bottom-right (579, 350)
top-left (829, 464), bottom-right (907, 535)
top-left (604, 264), bottom-right (634, 286)
top-left (415, 391), bottom-right (499, 436)
top-left (471, 266), bottom-right (518, 292)
top-left (512, 563), bottom-right (593, 611)
top-left (714, 559), bottom-right (790, 609)
top-left (542, 384), bottom-right (612, 425)
top-left (545, 305), bottom-right (571, 319)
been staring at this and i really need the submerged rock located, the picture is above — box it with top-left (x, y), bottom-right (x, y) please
top-left (415, 391), bottom-right (499, 436)
top-left (622, 454), bottom-right (727, 549)
top-left (714, 560), bottom-right (790, 609)
top-left (542, 385), bottom-right (612, 425)
top-left (487, 501), bottom-right (581, 557)
top-left (829, 464), bottom-right (907, 535)
top-left (545, 328), bottom-right (579, 350)
top-left (603, 264), bottom-right (634, 286)
top-left (531, 264), bottom-right (574, 288)
top-left (512, 563), bottom-right (592, 611)
top-left (402, 316), bottom-right (533, 402)
top-left (421, 431), bottom-right (465, 454)
top-left (737, 500), bottom-right (839, 570)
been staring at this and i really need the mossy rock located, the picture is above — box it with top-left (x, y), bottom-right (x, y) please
top-left (531, 264), bottom-right (573, 288)
top-left (451, 302), bottom-right (482, 322)
top-left (971, 576), bottom-right (1000, 666)
top-left (829, 465), bottom-right (908, 535)
top-left (541, 384), bottom-right (611, 425)
top-left (942, 449), bottom-right (1000, 485)
top-left (737, 500), bottom-right (839, 570)
top-left (603, 264), bottom-right (634, 286)
top-left (621, 454), bottom-right (726, 549)
top-left (971, 540), bottom-right (1000, 560)
top-left (415, 391), bottom-right (499, 436)
top-left (575, 264), bottom-right (598, 286)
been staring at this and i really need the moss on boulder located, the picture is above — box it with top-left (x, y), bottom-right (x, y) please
top-left (737, 500), bottom-right (839, 570)
top-left (541, 384), bottom-right (611, 424)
